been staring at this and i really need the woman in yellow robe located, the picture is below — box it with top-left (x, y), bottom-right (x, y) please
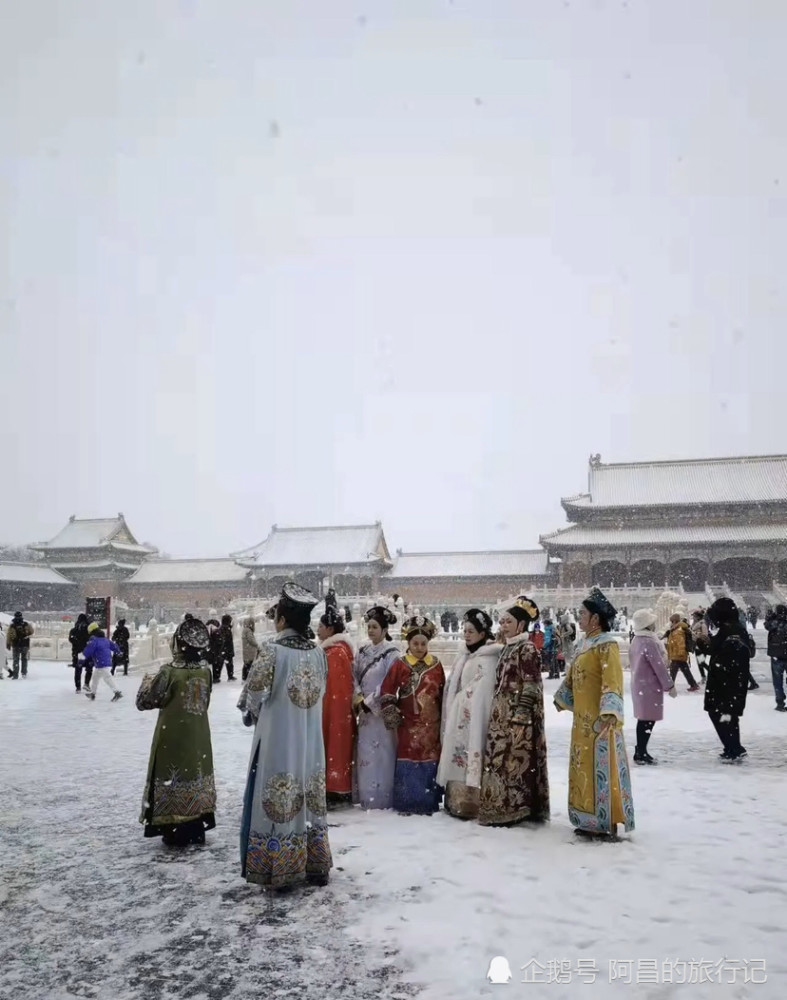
top-left (554, 588), bottom-right (635, 838)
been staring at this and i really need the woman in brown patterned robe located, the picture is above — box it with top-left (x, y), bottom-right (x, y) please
top-left (479, 597), bottom-right (550, 826)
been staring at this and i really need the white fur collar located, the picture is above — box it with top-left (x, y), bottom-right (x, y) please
top-left (321, 633), bottom-right (355, 652)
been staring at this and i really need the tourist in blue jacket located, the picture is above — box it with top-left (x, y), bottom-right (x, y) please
top-left (82, 623), bottom-right (123, 702)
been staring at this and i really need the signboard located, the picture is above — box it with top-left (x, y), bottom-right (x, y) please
top-left (85, 597), bottom-right (111, 632)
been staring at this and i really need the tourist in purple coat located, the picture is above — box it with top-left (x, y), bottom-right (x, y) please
top-left (630, 609), bottom-right (676, 765)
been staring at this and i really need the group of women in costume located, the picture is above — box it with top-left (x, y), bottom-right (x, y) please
top-left (134, 583), bottom-right (638, 892)
top-left (351, 589), bottom-right (634, 837)
top-left (351, 600), bottom-right (551, 825)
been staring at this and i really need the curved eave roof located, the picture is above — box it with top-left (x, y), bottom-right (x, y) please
top-left (541, 523), bottom-right (787, 549)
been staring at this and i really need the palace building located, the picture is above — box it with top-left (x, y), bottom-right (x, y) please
top-left (386, 550), bottom-right (555, 606)
top-left (10, 453), bottom-right (787, 617)
top-left (540, 453), bottom-right (787, 598)
top-left (232, 523), bottom-right (393, 598)
top-left (0, 562), bottom-right (79, 612)
top-left (31, 514), bottom-right (158, 596)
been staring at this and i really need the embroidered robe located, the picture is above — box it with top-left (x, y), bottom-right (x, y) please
top-left (437, 642), bottom-right (501, 819)
top-left (237, 630), bottom-right (333, 887)
top-left (137, 660), bottom-right (216, 837)
top-left (352, 640), bottom-right (400, 809)
top-left (478, 635), bottom-right (550, 826)
top-left (380, 653), bottom-right (445, 814)
top-left (554, 632), bottom-right (635, 833)
top-left (321, 634), bottom-right (356, 797)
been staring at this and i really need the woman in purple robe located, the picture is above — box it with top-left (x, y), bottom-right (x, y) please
top-left (352, 606), bottom-right (400, 809)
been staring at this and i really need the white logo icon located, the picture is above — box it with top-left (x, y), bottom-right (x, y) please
top-left (487, 956), bottom-right (513, 984)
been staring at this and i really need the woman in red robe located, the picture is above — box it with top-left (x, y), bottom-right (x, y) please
top-left (317, 607), bottom-right (356, 808)
top-left (380, 615), bottom-right (445, 815)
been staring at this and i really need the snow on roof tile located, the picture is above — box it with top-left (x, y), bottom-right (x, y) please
top-left (541, 522), bottom-right (787, 549)
top-left (128, 560), bottom-right (251, 584)
top-left (388, 550), bottom-right (551, 579)
top-left (233, 524), bottom-right (389, 567)
top-left (35, 516), bottom-right (155, 552)
top-left (0, 562), bottom-right (74, 585)
top-left (567, 455), bottom-right (787, 509)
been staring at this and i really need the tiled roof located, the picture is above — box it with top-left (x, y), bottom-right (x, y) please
top-left (233, 524), bottom-right (390, 568)
top-left (0, 562), bottom-right (74, 585)
top-left (541, 523), bottom-right (787, 549)
top-left (53, 561), bottom-right (144, 572)
top-left (565, 455), bottom-right (787, 509)
top-left (34, 516), bottom-right (156, 553)
top-left (388, 550), bottom-right (552, 579)
top-left (128, 559), bottom-right (251, 584)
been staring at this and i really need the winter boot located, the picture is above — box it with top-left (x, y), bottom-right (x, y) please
top-left (112, 691), bottom-right (123, 702)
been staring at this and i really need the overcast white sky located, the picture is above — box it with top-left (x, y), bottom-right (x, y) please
top-left (2, 0), bottom-right (785, 558)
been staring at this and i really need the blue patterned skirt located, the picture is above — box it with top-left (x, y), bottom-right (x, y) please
top-left (392, 759), bottom-right (441, 815)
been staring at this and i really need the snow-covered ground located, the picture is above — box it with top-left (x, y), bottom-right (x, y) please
top-left (1, 655), bottom-right (785, 1000)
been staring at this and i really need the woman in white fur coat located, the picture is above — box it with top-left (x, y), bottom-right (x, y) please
top-left (437, 608), bottom-right (502, 819)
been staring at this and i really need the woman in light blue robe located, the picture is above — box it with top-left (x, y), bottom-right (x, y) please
top-left (352, 606), bottom-right (400, 810)
top-left (237, 584), bottom-right (333, 889)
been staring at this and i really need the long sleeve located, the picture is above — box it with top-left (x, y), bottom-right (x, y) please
top-left (136, 667), bottom-right (171, 711)
top-left (644, 638), bottom-right (673, 692)
top-left (237, 644), bottom-right (275, 726)
top-left (441, 651), bottom-right (466, 740)
top-left (379, 659), bottom-right (407, 730)
top-left (518, 643), bottom-right (543, 690)
top-left (379, 660), bottom-right (406, 705)
top-left (352, 648), bottom-right (365, 696)
top-left (554, 663), bottom-right (575, 712)
top-left (599, 641), bottom-right (625, 722)
top-left (354, 645), bottom-right (398, 715)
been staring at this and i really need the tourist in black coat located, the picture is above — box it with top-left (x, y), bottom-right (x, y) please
top-left (215, 614), bottom-right (235, 681)
top-left (111, 619), bottom-right (131, 676)
top-left (704, 598), bottom-right (753, 761)
top-left (69, 613), bottom-right (90, 692)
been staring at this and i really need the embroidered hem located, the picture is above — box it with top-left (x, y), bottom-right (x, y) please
top-left (568, 731), bottom-right (635, 833)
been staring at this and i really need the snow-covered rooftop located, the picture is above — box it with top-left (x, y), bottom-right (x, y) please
top-left (565, 454), bottom-right (787, 509)
top-left (34, 515), bottom-right (156, 553)
top-left (0, 562), bottom-right (74, 585)
top-left (388, 550), bottom-right (551, 579)
top-left (233, 524), bottom-right (390, 568)
top-left (128, 559), bottom-right (251, 584)
top-left (542, 522), bottom-right (787, 549)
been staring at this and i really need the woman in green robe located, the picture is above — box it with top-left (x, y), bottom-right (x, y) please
top-left (137, 617), bottom-right (217, 846)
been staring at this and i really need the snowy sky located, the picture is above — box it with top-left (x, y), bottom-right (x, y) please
top-left (2, 0), bottom-right (785, 558)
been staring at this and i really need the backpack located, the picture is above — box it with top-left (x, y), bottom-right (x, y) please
top-left (683, 625), bottom-right (695, 654)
